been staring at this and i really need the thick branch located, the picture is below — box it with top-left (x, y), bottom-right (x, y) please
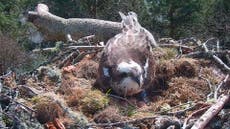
top-left (191, 95), bottom-right (230, 129)
top-left (27, 10), bottom-right (122, 42)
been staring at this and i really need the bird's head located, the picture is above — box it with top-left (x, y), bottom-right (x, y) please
top-left (35, 3), bottom-right (49, 14)
top-left (119, 11), bottom-right (141, 32)
top-left (110, 60), bottom-right (144, 96)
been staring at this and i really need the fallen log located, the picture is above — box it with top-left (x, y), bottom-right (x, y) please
top-left (27, 4), bottom-right (122, 42)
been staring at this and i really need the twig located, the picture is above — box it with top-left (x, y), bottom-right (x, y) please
top-left (216, 39), bottom-right (220, 52)
top-left (165, 104), bottom-right (196, 116)
top-left (87, 116), bottom-right (156, 127)
top-left (108, 94), bottom-right (137, 107)
top-left (0, 71), bottom-right (13, 79)
top-left (65, 34), bottom-right (96, 45)
top-left (177, 37), bottom-right (200, 45)
top-left (214, 74), bottom-right (229, 100)
top-left (72, 51), bottom-right (96, 65)
top-left (202, 39), bottom-right (230, 73)
top-left (0, 94), bottom-right (35, 112)
top-left (202, 39), bottom-right (213, 52)
top-left (153, 101), bottom-right (194, 115)
top-left (78, 35), bottom-right (95, 46)
top-left (32, 47), bottom-right (58, 53)
top-left (50, 49), bottom-right (75, 63)
top-left (58, 52), bottom-right (79, 68)
top-left (212, 55), bottom-right (230, 72)
top-left (199, 76), bottom-right (214, 100)
top-left (198, 68), bottom-right (215, 100)
top-left (68, 45), bottom-right (104, 50)
top-left (182, 105), bottom-right (211, 129)
top-left (191, 95), bottom-right (230, 129)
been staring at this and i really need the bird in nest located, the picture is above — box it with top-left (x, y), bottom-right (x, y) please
top-left (97, 11), bottom-right (158, 103)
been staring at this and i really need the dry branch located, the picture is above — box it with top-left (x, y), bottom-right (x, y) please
top-left (27, 5), bottom-right (122, 42)
top-left (182, 105), bottom-right (210, 129)
top-left (108, 94), bottom-right (137, 107)
top-left (200, 39), bottom-right (230, 73)
top-left (0, 93), bottom-right (35, 113)
top-left (58, 52), bottom-right (79, 68)
top-left (68, 46), bottom-right (104, 50)
top-left (0, 71), bottom-right (13, 79)
top-left (214, 74), bottom-right (229, 99)
top-left (32, 47), bottom-right (58, 53)
top-left (212, 55), bottom-right (230, 72)
top-left (191, 95), bottom-right (230, 129)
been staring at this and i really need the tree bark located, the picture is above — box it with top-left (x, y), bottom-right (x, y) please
top-left (27, 11), bottom-right (122, 42)
top-left (191, 95), bottom-right (230, 129)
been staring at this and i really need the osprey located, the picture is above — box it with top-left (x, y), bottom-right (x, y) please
top-left (97, 12), bottom-right (157, 101)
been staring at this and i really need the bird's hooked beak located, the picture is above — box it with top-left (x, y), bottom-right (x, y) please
top-left (132, 75), bottom-right (143, 87)
top-left (117, 60), bottom-right (143, 87)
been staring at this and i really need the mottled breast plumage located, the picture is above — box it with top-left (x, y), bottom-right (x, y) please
top-left (97, 12), bottom-right (157, 96)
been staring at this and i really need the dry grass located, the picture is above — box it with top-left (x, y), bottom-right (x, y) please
top-left (152, 47), bottom-right (178, 61)
top-left (200, 67), bottom-right (224, 85)
top-left (93, 106), bottom-right (124, 123)
top-left (153, 58), bottom-right (200, 90)
top-left (163, 77), bottom-right (209, 106)
top-left (155, 60), bottom-right (176, 83)
top-left (149, 97), bottom-right (172, 112)
top-left (57, 75), bottom-right (92, 95)
top-left (74, 59), bottom-right (99, 79)
top-left (174, 58), bottom-right (199, 77)
top-left (66, 87), bottom-right (88, 107)
top-left (34, 97), bottom-right (64, 124)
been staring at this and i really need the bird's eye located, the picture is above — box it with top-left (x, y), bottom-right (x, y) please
top-left (120, 72), bottom-right (128, 78)
top-left (133, 19), bottom-right (136, 23)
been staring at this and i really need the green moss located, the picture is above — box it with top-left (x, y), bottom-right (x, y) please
top-left (120, 106), bottom-right (137, 117)
top-left (160, 103), bottom-right (171, 112)
top-left (30, 96), bottom-right (42, 103)
top-left (80, 90), bottom-right (109, 115)
top-left (159, 48), bottom-right (178, 61)
top-left (2, 115), bottom-right (13, 127)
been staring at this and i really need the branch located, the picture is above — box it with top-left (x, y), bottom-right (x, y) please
top-left (214, 74), bottom-right (229, 99)
top-left (200, 39), bottom-right (230, 73)
top-left (108, 94), bottom-right (137, 107)
top-left (0, 93), bottom-right (35, 113)
top-left (0, 71), bottom-right (13, 79)
top-left (212, 55), bottom-right (230, 72)
top-left (58, 52), bottom-right (79, 68)
top-left (191, 95), bottom-right (230, 129)
top-left (182, 105), bottom-right (210, 129)
top-left (67, 46), bottom-right (104, 51)
top-left (27, 4), bottom-right (122, 42)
